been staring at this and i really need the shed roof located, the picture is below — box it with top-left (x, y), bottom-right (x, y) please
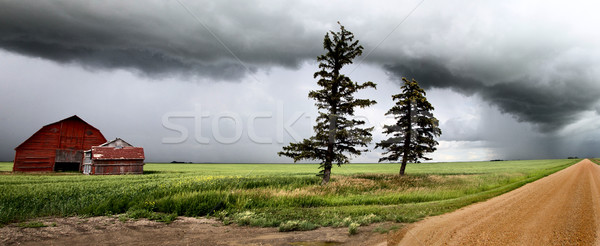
top-left (91, 146), bottom-right (145, 160)
top-left (100, 138), bottom-right (133, 147)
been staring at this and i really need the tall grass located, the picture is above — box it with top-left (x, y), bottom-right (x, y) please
top-left (0, 159), bottom-right (578, 228)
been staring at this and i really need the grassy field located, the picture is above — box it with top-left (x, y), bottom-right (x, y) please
top-left (0, 159), bottom-right (579, 230)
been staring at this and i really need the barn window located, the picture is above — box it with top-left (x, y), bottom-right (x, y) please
top-left (86, 130), bottom-right (93, 136)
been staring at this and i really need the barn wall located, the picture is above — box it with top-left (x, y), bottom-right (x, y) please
top-left (13, 149), bottom-right (55, 172)
top-left (13, 125), bottom-right (60, 172)
top-left (82, 125), bottom-right (106, 149)
top-left (16, 125), bottom-right (61, 150)
top-left (91, 160), bottom-right (144, 175)
top-left (13, 116), bottom-right (106, 172)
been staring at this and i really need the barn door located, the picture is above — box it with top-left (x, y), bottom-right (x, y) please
top-left (54, 149), bottom-right (83, 171)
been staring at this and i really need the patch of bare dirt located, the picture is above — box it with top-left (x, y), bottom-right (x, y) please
top-left (0, 216), bottom-right (401, 245)
top-left (388, 159), bottom-right (600, 245)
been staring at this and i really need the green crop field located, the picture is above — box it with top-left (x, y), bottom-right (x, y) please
top-left (0, 159), bottom-right (579, 230)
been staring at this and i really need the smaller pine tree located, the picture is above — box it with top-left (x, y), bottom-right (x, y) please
top-left (376, 77), bottom-right (441, 175)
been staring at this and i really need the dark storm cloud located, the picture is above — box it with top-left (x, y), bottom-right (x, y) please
top-left (384, 57), bottom-right (600, 132)
top-left (2, 0), bottom-right (600, 134)
top-left (0, 1), bottom-right (321, 80)
top-left (373, 1), bottom-right (600, 133)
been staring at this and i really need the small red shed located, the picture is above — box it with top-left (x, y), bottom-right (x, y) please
top-left (82, 138), bottom-right (145, 175)
top-left (13, 115), bottom-right (107, 172)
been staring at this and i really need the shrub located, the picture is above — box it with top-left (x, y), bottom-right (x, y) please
top-left (341, 216), bottom-right (353, 227)
top-left (125, 208), bottom-right (177, 224)
top-left (18, 221), bottom-right (47, 228)
top-left (231, 211), bottom-right (279, 227)
top-left (126, 209), bottom-right (152, 219)
top-left (356, 214), bottom-right (381, 225)
top-left (118, 215), bottom-right (129, 222)
top-left (149, 212), bottom-right (177, 224)
top-left (278, 220), bottom-right (318, 232)
top-left (232, 211), bottom-right (256, 226)
top-left (348, 222), bottom-right (360, 235)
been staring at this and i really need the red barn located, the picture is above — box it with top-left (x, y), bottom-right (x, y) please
top-left (13, 115), bottom-right (107, 172)
top-left (82, 138), bottom-right (145, 175)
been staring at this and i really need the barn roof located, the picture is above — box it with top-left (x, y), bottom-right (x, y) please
top-left (15, 115), bottom-right (106, 150)
top-left (91, 146), bottom-right (145, 160)
top-left (45, 115), bottom-right (101, 131)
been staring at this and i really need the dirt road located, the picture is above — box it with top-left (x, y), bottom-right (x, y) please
top-left (390, 159), bottom-right (600, 245)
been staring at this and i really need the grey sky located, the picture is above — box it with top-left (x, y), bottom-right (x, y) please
top-left (1, 0), bottom-right (600, 162)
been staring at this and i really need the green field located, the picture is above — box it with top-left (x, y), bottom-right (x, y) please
top-left (0, 159), bottom-right (579, 229)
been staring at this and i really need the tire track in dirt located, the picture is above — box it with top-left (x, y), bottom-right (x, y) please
top-left (389, 159), bottom-right (600, 245)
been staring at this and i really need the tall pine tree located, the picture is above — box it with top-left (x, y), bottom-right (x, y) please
top-left (278, 23), bottom-right (377, 185)
top-left (376, 77), bottom-right (441, 175)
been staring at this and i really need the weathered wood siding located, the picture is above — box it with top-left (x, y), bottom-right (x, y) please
top-left (85, 146), bottom-right (145, 175)
top-left (13, 116), bottom-right (107, 172)
top-left (90, 160), bottom-right (145, 175)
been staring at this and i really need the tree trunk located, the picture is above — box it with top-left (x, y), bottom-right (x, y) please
top-left (399, 159), bottom-right (408, 176)
top-left (323, 112), bottom-right (336, 184)
top-left (321, 164), bottom-right (332, 185)
top-left (323, 114), bottom-right (336, 184)
top-left (322, 71), bottom-right (339, 185)
top-left (400, 100), bottom-right (412, 176)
